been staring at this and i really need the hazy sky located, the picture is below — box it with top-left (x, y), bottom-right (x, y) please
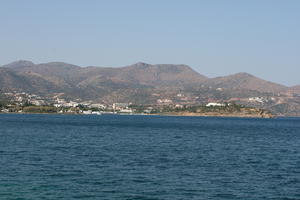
top-left (0, 0), bottom-right (299, 86)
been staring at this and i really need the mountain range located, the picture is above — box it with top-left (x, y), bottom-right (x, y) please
top-left (1, 60), bottom-right (299, 115)
top-left (1, 60), bottom-right (295, 92)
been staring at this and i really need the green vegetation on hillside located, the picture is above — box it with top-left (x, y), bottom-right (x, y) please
top-left (129, 104), bottom-right (256, 114)
top-left (22, 106), bottom-right (58, 113)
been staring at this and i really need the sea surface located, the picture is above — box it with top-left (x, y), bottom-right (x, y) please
top-left (0, 114), bottom-right (299, 200)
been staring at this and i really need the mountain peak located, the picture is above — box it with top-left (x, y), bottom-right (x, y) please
top-left (131, 62), bottom-right (151, 67)
top-left (3, 60), bottom-right (35, 68)
top-left (208, 72), bottom-right (287, 93)
top-left (233, 72), bottom-right (254, 78)
top-left (135, 62), bottom-right (149, 65)
top-left (39, 62), bottom-right (81, 68)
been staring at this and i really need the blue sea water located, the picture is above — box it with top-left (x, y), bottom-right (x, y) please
top-left (0, 114), bottom-right (299, 200)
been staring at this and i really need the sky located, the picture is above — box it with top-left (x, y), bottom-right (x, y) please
top-left (0, 0), bottom-right (299, 86)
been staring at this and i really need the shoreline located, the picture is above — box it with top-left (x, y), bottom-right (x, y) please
top-left (156, 112), bottom-right (274, 118)
top-left (0, 111), bottom-right (275, 118)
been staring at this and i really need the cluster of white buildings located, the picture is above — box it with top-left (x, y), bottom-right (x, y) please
top-left (157, 99), bottom-right (173, 104)
top-left (53, 98), bottom-right (107, 109)
top-left (248, 97), bottom-right (268, 103)
top-left (53, 100), bottom-right (134, 115)
top-left (112, 103), bottom-right (133, 113)
top-left (4, 92), bottom-right (47, 106)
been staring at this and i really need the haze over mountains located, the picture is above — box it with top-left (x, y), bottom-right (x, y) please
top-left (1, 60), bottom-right (295, 94)
top-left (1, 60), bottom-right (300, 116)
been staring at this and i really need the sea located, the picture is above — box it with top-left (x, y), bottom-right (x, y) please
top-left (0, 114), bottom-right (299, 200)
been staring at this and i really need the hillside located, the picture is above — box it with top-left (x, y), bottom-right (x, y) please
top-left (205, 72), bottom-right (287, 94)
top-left (115, 62), bottom-right (208, 87)
top-left (0, 60), bottom-right (294, 98)
top-left (290, 85), bottom-right (300, 94)
top-left (1, 61), bottom-right (208, 96)
top-left (1, 60), bottom-right (300, 116)
top-left (0, 67), bottom-right (61, 94)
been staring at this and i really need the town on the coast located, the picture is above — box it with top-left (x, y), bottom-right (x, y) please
top-left (0, 91), bottom-right (274, 118)
top-left (1, 60), bottom-right (300, 117)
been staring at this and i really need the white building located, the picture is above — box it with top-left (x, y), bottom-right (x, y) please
top-left (30, 100), bottom-right (46, 106)
top-left (206, 102), bottom-right (225, 107)
top-left (82, 110), bottom-right (92, 115)
top-left (90, 104), bottom-right (106, 109)
top-left (157, 99), bottom-right (173, 104)
top-left (248, 97), bottom-right (268, 103)
top-left (119, 108), bottom-right (133, 113)
top-left (65, 101), bottom-right (79, 107)
top-left (113, 103), bottom-right (129, 110)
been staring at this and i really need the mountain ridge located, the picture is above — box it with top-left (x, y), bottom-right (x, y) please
top-left (206, 72), bottom-right (288, 93)
top-left (1, 60), bottom-right (294, 89)
top-left (1, 60), bottom-right (300, 116)
top-left (0, 60), bottom-right (297, 96)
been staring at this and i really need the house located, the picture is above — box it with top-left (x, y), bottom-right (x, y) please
top-left (157, 99), bottom-right (173, 104)
top-left (113, 103), bottom-right (129, 110)
top-left (206, 102), bottom-right (225, 107)
top-left (248, 97), bottom-right (268, 103)
top-left (30, 100), bottom-right (46, 106)
top-left (89, 104), bottom-right (106, 109)
top-left (119, 108), bottom-right (133, 113)
top-left (82, 110), bottom-right (92, 115)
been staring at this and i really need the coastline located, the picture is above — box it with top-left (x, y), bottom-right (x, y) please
top-left (0, 111), bottom-right (274, 118)
top-left (153, 111), bottom-right (274, 118)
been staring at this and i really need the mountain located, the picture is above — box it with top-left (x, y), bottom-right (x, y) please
top-left (291, 85), bottom-right (300, 94)
top-left (1, 60), bottom-right (300, 115)
top-left (270, 99), bottom-right (300, 116)
top-left (0, 60), bottom-right (292, 96)
top-left (2, 60), bottom-right (35, 69)
top-left (6, 61), bottom-right (83, 85)
top-left (118, 62), bottom-right (208, 86)
top-left (205, 72), bottom-right (287, 94)
top-left (82, 62), bottom-right (208, 88)
top-left (0, 67), bottom-right (62, 94)
top-left (0, 61), bottom-right (98, 98)
top-left (1, 60), bottom-right (208, 98)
